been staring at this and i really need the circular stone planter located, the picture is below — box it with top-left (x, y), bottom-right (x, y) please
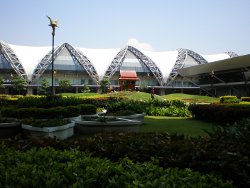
top-left (22, 121), bottom-right (75, 140)
top-left (116, 113), bottom-right (145, 122)
top-left (73, 115), bottom-right (141, 134)
top-left (0, 118), bottom-right (22, 138)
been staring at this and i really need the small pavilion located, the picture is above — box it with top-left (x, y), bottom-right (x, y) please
top-left (119, 70), bottom-right (139, 91)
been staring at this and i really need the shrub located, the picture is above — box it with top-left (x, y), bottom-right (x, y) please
top-left (2, 133), bottom-right (248, 187)
top-left (0, 147), bottom-right (232, 188)
top-left (79, 104), bottom-right (97, 115)
top-left (1, 105), bottom-right (82, 119)
top-left (17, 95), bottom-right (81, 108)
top-left (220, 96), bottom-right (240, 103)
top-left (188, 104), bottom-right (250, 124)
top-left (21, 118), bottom-right (71, 127)
top-left (106, 100), bottom-right (146, 114)
top-left (146, 106), bottom-right (191, 117)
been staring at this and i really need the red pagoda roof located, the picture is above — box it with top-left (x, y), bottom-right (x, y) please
top-left (119, 70), bottom-right (139, 80)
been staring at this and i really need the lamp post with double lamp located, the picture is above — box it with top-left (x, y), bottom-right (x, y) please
top-left (47, 16), bottom-right (58, 96)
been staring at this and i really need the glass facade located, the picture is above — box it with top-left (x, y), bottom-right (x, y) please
top-left (110, 51), bottom-right (159, 86)
top-left (36, 48), bottom-right (95, 85)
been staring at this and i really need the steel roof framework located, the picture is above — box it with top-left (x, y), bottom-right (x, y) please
top-left (32, 43), bottom-right (99, 84)
top-left (104, 45), bottom-right (164, 86)
top-left (166, 48), bottom-right (208, 86)
top-left (0, 41), bottom-right (27, 81)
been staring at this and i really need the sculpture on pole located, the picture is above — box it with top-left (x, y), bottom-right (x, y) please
top-left (47, 16), bottom-right (58, 96)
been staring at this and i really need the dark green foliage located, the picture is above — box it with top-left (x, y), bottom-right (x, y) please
top-left (206, 118), bottom-right (250, 144)
top-left (79, 104), bottom-right (97, 115)
top-left (0, 97), bottom-right (18, 106)
top-left (220, 96), bottom-right (240, 103)
top-left (106, 100), bottom-right (146, 114)
top-left (188, 104), bottom-right (250, 124)
top-left (0, 147), bottom-right (232, 188)
top-left (21, 118), bottom-right (71, 127)
top-left (16, 95), bottom-right (120, 108)
top-left (3, 131), bottom-right (249, 188)
top-left (0, 104), bottom-right (96, 119)
top-left (17, 95), bottom-right (81, 108)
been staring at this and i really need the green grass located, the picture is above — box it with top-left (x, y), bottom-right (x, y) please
top-left (140, 116), bottom-right (216, 137)
top-left (59, 92), bottom-right (106, 98)
top-left (162, 93), bottom-right (219, 103)
top-left (60, 91), bottom-right (163, 101)
top-left (110, 91), bottom-right (163, 101)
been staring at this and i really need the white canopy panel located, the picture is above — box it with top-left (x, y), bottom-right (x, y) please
top-left (9, 44), bottom-right (51, 80)
top-left (76, 47), bottom-right (121, 79)
top-left (202, 53), bottom-right (230, 63)
top-left (142, 50), bottom-right (179, 81)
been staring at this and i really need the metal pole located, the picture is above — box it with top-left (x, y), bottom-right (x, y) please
top-left (51, 31), bottom-right (55, 96)
top-left (47, 16), bottom-right (58, 96)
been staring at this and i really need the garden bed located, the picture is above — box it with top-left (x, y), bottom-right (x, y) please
top-left (73, 115), bottom-right (141, 134)
top-left (22, 120), bottom-right (75, 140)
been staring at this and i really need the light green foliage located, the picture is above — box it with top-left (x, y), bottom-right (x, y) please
top-left (100, 76), bottom-right (110, 94)
top-left (59, 79), bottom-right (71, 93)
top-left (38, 78), bottom-right (50, 95)
top-left (220, 96), bottom-right (240, 103)
top-left (81, 84), bottom-right (90, 93)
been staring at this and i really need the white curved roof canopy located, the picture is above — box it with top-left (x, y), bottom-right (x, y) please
top-left (202, 53), bottom-right (230, 63)
top-left (143, 50), bottom-right (178, 82)
top-left (0, 41), bottom-right (241, 84)
top-left (76, 47), bottom-right (121, 79)
top-left (8, 44), bottom-right (51, 80)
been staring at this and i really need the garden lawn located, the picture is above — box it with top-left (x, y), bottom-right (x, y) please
top-left (140, 116), bottom-right (216, 137)
top-left (162, 93), bottom-right (219, 103)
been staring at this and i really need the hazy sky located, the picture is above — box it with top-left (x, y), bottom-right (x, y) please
top-left (1, 0), bottom-right (249, 55)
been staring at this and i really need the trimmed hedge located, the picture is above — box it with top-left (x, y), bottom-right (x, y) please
top-left (16, 95), bottom-right (121, 108)
top-left (188, 104), bottom-right (250, 124)
top-left (0, 147), bottom-right (232, 188)
top-left (1, 104), bottom-right (96, 119)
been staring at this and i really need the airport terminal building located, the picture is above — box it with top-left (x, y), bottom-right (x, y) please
top-left (0, 40), bottom-right (249, 96)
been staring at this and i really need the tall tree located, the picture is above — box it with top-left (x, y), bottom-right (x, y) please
top-left (59, 79), bottom-right (71, 93)
top-left (100, 76), bottom-right (110, 94)
top-left (0, 77), bottom-right (4, 94)
top-left (39, 78), bottom-right (50, 95)
top-left (12, 76), bottom-right (27, 95)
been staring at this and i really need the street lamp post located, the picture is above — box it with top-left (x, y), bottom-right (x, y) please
top-left (47, 16), bottom-right (58, 96)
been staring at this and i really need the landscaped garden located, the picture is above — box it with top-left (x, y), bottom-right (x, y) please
top-left (0, 92), bottom-right (250, 187)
